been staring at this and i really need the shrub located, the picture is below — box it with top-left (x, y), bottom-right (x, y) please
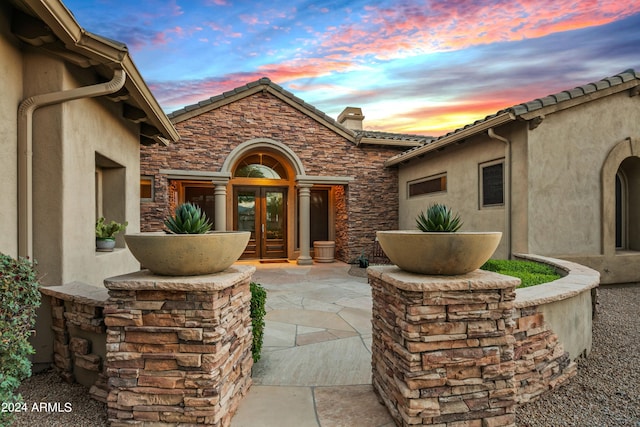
top-left (0, 254), bottom-right (41, 426)
top-left (481, 259), bottom-right (561, 288)
top-left (250, 282), bottom-right (267, 363)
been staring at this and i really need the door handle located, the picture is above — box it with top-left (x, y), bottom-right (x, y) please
top-left (262, 224), bottom-right (265, 233)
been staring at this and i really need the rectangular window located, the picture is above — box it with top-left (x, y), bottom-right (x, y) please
top-left (480, 160), bottom-right (504, 207)
top-left (141, 176), bottom-right (154, 201)
top-left (183, 184), bottom-right (215, 226)
top-left (408, 174), bottom-right (447, 197)
top-left (310, 189), bottom-right (329, 244)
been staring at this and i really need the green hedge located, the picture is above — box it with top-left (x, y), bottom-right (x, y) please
top-left (0, 254), bottom-right (41, 426)
top-left (481, 259), bottom-right (561, 288)
top-left (250, 282), bottom-right (267, 363)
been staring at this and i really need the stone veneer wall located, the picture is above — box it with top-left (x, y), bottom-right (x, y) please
top-left (368, 266), bottom-right (579, 427)
top-left (39, 284), bottom-right (110, 402)
top-left (103, 265), bottom-right (255, 426)
top-left (140, 90), bottom-right (405, 262)
top-left (512, 306), bottom-right (575, 404)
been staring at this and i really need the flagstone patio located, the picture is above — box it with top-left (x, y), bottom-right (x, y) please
top-left (231, 260), bottom-right (394, 427)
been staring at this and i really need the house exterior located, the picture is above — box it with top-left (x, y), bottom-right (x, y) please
top-left (388, 69), bottom-right (640, 285)
top-left (140, 79), bottom-right (429, 264)
top-left (1, 0), bottom-right (178, 368)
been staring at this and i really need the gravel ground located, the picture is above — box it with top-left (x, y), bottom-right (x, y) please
top-left (516, 284), bottom-right (640, 427)
top-left (11, 285), bottom-right (639, 427)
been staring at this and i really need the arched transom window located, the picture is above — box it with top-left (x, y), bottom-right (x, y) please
top-left (233, 153), bottom-right (288, 179)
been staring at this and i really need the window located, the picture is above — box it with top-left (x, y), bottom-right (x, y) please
top-left (408, 174), bottom-right (447, 197)
top-left (480, 160), bottom-right (504, 207)
top-left (173, 182), bottom-right (216, 226)
top-left (95, 152), bottom-right (126, 248)
top-left (310, 189), bottom-right (329, 243)
top-left (234, 153), bottom-right (287, 179)
top-left (141, 176), bottom-right (154, 201)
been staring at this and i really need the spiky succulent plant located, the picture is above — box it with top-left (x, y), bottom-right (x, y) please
top-left (164, 202), bottom-right (212, 234)
top-left (416, 203), bottom-right (462, 232)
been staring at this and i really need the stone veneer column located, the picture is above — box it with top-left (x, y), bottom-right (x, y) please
top-left (103, 265), bottom-right (255, 426)
top-left (368, 266), bottom-right (519, 427)
top-left (297, 183), bottom-right (313, 265)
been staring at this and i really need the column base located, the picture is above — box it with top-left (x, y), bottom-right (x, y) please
top-left (296, 256), bottom-right (313, 265)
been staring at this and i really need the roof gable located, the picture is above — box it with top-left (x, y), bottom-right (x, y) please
top-left (168, 77), bottom-right (357, 141)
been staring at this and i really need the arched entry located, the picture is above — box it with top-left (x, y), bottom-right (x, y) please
top-left (231, 152), bottom-right (293, 259)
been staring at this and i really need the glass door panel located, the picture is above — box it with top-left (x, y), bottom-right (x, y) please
top-left (264, 190), bottom-right (286, 258)
top-left (236, 190), bottom-right (258, 258)
top-left (234, 187), bottom-right (287, 259)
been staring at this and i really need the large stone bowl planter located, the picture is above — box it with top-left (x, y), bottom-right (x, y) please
top-left (376, 231), bottom-right (502, 275)
top-left (125, 231), bottom-right (250, 276)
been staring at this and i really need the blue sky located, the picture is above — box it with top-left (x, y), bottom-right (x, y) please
top-left (63, 0), bottom-right (640, 135)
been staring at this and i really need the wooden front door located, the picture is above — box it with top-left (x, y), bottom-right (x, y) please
top-left (234, 187), bottom-right (287, 259)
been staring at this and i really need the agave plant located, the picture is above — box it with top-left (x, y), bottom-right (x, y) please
top-left (164, 202), bottom-right (212, 234)
top-left (416, 203), bottom-right (462, 232)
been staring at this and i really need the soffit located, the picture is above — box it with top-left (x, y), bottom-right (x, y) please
top-left (9, 0), bottom-right (178, 145)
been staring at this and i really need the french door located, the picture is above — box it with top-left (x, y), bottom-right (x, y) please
top-left (234, 187), bottom-right (287, 259)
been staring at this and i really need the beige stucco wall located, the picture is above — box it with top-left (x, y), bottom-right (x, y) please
top-left (525, 93), bottom-right (640, 256)
top-left (397, 132), bottom-right (511, 259)
top-left (0, 6), bottom-right (22, 257)
top-left (25, 55), bottom-right (141, 287)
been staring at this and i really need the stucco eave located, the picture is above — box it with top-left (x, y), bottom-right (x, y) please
top-left (14, 0), bottom-right (179, 143)
top-left (384, 112), bottom-right (515, 167)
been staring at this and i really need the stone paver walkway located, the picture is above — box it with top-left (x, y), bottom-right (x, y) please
top-left (231, 261), bottom-right (393, 427)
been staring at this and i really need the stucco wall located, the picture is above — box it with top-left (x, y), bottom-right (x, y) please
top-left (0, 6), bottom-right (22, 257)
top-left (397, 132), bottom-right (510, 259)
top-left (141, 91), bottom-right (404, 262)
top-left (525, 93), bottom-right (640, 256)
top-left (24, 55), bottom-right (141, 287)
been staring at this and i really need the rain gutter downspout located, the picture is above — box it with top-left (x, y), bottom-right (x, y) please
top-left (487, 128), bottom-right (512, 259)
top-left (17, 69), bottom-right (127, 259)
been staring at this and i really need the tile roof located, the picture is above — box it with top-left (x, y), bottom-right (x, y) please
top-left (386, 68), bottom-right (640, 166)
top-left (354, 130), bottom-right (434, 144)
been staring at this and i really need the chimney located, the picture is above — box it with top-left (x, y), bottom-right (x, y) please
top-left (337, 107), bottom-right (364, 130)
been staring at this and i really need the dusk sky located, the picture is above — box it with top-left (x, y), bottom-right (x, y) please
top-left (63, 0), bottom-right (640, 136)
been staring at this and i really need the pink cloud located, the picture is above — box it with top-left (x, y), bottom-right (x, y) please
top-left (317, 0), bottom-right (640, 60)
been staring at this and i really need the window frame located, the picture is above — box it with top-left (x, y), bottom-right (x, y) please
top-left (140, 175), bottom-right (154, 202)
top-left (407, 173), bottom-right (447, 198)
top-left (479, 159), bottom-right (505, 208)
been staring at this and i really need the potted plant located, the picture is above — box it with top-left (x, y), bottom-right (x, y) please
top-left (125, 203), bottom-right (250, 276)
top-left (95, 217), bottom-right (128, 252)
top-left (376, 204), bottom-right (501, 275)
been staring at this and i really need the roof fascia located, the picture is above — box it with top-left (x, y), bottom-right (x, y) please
top-left (384, 112), bottom-right (515, 167)
top-left (357, 137), bottom-right (423, 148)
top-left (170, 84), bottom-right (266, 123)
